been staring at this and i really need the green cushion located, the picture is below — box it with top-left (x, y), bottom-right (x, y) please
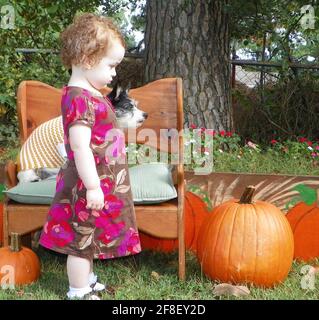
top-left (4, 176), bottom-right (56, 205)
top-left (4, 163), bottom-right (177, 205)
top-left (129, 163), bottom-right (177, 204)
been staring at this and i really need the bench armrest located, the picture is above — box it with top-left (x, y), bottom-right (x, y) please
top-left (5, 160), bottom-right (18, 189)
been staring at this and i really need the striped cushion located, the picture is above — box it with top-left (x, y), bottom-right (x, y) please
top-left (18, 116), bottom-right (65, 171)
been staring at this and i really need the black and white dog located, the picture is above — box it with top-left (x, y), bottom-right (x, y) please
top-left (108, 83), bottom-right (148, 129)
top-left (17, 84), bottom-right (148, 183)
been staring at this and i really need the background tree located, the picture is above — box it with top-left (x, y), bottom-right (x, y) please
top-left (143, 0), bottom-right (232, 131)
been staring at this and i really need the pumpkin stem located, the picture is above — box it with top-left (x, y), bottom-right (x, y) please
top-left (10, 233), bottom-right (21, 252)
top-left (239, 185), bottom-right (256, 204)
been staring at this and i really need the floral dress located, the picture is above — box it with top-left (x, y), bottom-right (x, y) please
top-left (39, 86), bottom-right (142, 260)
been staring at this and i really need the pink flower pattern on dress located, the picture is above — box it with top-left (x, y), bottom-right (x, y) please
top-left (74, 197), bottom-right (90, 222)
top-left (49, 203), bottom-right (72, 221)
top-left (117, 228), bottom-right (142, 256)
top-left (41, 220), bottom-right (75, 248)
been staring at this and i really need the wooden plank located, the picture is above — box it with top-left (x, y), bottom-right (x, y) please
top-left (185, 171), bottom-right (319, 213)
top-left (135, 201), bottom-right (178, 238)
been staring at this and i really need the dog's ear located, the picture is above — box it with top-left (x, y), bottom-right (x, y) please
top-left (107, 83), bottom-right (123, 102)
top-left (125, 82), bottom-right (131, 94)
top-left (115, 85), bottom-right (123, 101)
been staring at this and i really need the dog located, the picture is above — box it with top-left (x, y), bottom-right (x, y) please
top-left (17, 84), bottom-right (148, 183)
top-left (108, 83), bottom-right (148, 129)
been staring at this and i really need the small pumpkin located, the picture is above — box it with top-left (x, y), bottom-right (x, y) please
top-left (196, 186), bottom-right (294, 288)
top-left (0, 233), bottom-right (41, 286)
top-left (140, 191), bottom-right (211, 253)
top-left (286, 189), bottom-right (319, 261)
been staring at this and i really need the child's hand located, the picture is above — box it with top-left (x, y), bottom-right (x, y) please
top-left (86, 187), bottom-right (105, 210)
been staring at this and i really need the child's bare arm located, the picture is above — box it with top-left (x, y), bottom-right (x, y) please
top-left (69, 124), bottom-right (104, 210)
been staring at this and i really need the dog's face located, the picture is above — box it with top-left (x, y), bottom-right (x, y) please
top-left (107, 84), bottom-right (148, 129)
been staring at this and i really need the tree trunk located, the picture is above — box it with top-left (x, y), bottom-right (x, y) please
top-left (144, 0), bottom-right (232, 130)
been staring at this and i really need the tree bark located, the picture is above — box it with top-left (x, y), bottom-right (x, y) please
top-left (144, 0), bottom-right (232, 130)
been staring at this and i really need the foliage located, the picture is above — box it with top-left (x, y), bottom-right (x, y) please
top-left (232, 69), bottom-right (319, 144)
top-left (0, 0), bottom-right (144, 146)
top-left (229, 0), bottom-right (319, 64)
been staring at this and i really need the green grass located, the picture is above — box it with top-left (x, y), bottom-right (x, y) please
top-left (1, 248), bottom-right (319, 300)
top-left (213, 150), bottom-right (319, 176)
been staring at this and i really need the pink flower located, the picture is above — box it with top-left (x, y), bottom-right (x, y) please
top-left (103, 194), bottom-right (124, 212)
top-left (75, 198), bottom-right (90, 222)
top-left (40, 220), bottom-right (74, 248)
top-left (65, 96), bottom-right (89, 125)
top-left (298, 137), bottom-right (308, 143)
top-left (49, 203), bottom-right (72, 221)
top-left (307, 141), bottom-right (313, 146)
top-left (315, 146), bottom-right (319, 151)
top-left (98, 221), bottom-right (126, 245)
top-left (92, 101), bottom-right (108, 123)
top-left (78, 211), bottom-right (89, 222)
top-left (117, 228), bottom-right (141, 256)
top-left (100, 177), bottom-right (115, 196)
top-left (219, 131), bottom-right (225, 136)
top-left (247, 141), bottom-right (257, 149)
top-left (207, 129), bottom-right (216, 136)
top-left (311, 152), bottom-right (317, 157)
top-left (73, 96), bottom-right (88, 114)
top-left (190, 123), bottom-right (197, 129)
top-left (226, 131), bottom-right (233, 137)
top-left (91, 123), bottom-right (114, 145)
top-left (270, 139), bottom-right (278, 145)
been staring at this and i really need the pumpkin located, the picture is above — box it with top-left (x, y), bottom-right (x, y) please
top-left (286, 189), bottom-right (319, 261)
top-left (0, 233), bottom-right (41, 286)
top-left (196, 186), bottom-right (294, 288)
top-left (140, 191), bottom-right (210, 253)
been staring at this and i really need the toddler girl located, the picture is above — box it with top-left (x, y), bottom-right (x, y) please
top-left (39, 12), bottom-right (141, 299)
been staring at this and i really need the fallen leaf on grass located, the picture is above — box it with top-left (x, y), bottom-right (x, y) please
top-left (105, 285), bottom-right (116, 296)
top-left (151, 271), bottom-right (160, 280)
top-left (213, 283), bottom-right (250, 297)
top-left (16, 290), bottom-right (24, 297)
top-left (300, 265), bottom-right (319, 290)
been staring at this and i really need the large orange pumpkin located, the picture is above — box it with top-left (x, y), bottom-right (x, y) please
top-left (286, 189), bottom-right (319, 261)
top-left (0, 233), bottom-right (41, 286)
top-left (140, 191), bottom-right (211, 253)
top-left (196, 186), bottom-right (294, 288)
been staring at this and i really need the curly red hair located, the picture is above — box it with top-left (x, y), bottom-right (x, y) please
top-left (60, 13), bottom-right (126, 69)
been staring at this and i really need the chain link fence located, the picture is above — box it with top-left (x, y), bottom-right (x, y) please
top-left (231, 60), bottom-right (319, 144)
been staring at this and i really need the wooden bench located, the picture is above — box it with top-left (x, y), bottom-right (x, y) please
top-left (3, 78), bottom-right (186, 280)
